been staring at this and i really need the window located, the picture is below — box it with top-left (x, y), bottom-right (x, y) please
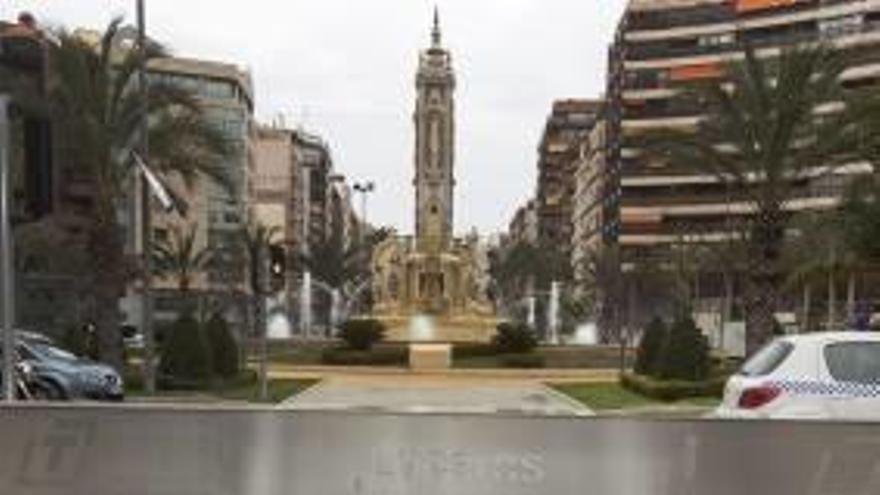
top-left (824, 343), bottom-right (880, 384)
top-left (202, 79), bottom-right (235, 99)
top-left (739, 340), bottom-right (793, 377)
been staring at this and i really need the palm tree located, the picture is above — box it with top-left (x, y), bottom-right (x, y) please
top-left (299, 229), bottom-right (364, 290)
top-left (785, 210), bottom-right (860, 332)
top-left (648, 44), bottom-right (878, 354)
top-left (50, 19), bottom-right (232, 370)
top-left (152, 224), bottom-right (213, 293)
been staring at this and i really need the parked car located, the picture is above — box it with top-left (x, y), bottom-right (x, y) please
top-left (0, 357), bottom-right (57, 400)
top-left (16, 330), bottom-right (54, 346)
top-left (715, 332), bottom-right (880, 421)
top-left (13, 340), bottom-right (124, 401)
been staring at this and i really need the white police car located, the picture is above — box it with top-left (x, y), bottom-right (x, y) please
top-left (715, 332), bottom-right (880, 421)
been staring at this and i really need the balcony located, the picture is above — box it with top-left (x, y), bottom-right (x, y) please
top-left (623, 19), bottom-right (880, 69)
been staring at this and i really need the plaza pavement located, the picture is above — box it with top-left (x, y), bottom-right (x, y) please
top-left (276, 371), bottom-right (595, 416)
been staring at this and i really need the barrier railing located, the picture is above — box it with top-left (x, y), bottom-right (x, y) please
top-left (0, 405), bottom-right (878, 495)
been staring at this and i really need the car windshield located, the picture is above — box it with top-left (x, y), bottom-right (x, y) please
top-left (30, 343), bottom-right (79, 362)
top-left (739, 340), bottom-right (793, 377)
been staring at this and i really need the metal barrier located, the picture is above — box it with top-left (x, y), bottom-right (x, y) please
top-left (0, 405), bottom-right (878, 495)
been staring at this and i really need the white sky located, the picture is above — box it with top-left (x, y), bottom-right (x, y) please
top-left (4, 0), bottom-right (628, 235)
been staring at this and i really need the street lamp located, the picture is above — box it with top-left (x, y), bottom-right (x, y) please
top-left (135, 0), bottom-right (157, 395)
top-left (0, 95), bottom-right (15, 402)
top-left (352, 181), bottom-right (375, 243)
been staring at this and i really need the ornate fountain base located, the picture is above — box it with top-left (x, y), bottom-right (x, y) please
top-left (378, 314), bottom-right (500, 343)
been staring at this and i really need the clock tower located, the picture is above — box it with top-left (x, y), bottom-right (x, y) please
top-left (414, 7), bottom-right (455, 252)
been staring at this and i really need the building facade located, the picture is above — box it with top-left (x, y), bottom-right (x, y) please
top-left (535, 99), bottom-right (601, 257)
top-left (571, 113), bottom-right (608, 289)
top-left (602, 0), bottom-right (880, 328)
top-left (507, 199), bottom-right (539, 247)
top-left (292, 130), bottom-right (334, 256)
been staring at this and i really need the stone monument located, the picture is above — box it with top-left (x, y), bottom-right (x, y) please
top-left (372, 9), bottom-right (496, 343)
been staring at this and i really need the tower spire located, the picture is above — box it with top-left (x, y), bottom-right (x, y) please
top-left (432, 5), bottom-right (441, 47)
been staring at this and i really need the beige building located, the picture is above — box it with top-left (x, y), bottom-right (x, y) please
top-left (123, 47), bottom-right (255, 325)
top-left (571, 116), bottom-right (607, 289)
top-left (252, 126), bottom-right (300, 251)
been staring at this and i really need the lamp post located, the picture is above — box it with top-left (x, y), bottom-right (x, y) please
top-left (0, 94), bottom-right (15, 402)
top-left (352, 181), bottom-right (375, 243)
top-left (135, 0), bottom-right (157, 395)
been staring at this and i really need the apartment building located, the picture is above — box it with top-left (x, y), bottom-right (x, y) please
top-left (507, 199), bottom-right (539, 247)
top-left (571, 113), bottom-right (608, 289)
top-left (603, 0), bottom-right (880, 319)
top-left (293, 131), bottom-right (335, 256)
top-left (535, 99), bottom-right (602, 257)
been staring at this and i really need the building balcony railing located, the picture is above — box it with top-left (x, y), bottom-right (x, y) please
top-left (622, 20), bottom-right (880, 72)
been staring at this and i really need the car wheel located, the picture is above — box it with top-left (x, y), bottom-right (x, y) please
top-left (31, 381), bottom-right (67, 401)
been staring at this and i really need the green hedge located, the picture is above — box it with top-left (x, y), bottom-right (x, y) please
top-left (452, 343), bottom-right (499, 359)
top-left (321, 346), bottom-right (407, 366)
top-left (500, 353), bottom-right (546, 369)
top-left (492, 322), bottom-right (538, 354)
top-left (159, 313), bottom-right (213, 389)
top-left (338, 319), bottom-right (387, 350)
top-left (620, 372), bottom-right (725, 402)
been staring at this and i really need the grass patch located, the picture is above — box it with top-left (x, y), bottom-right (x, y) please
top-left (126, 374), bottom-right (318, 404)
top-left (550, 382), bottom-right (720, 412)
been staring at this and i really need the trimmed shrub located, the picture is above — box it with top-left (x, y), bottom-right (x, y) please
top-left (620, 372), bottom-right (725, 402)
top-left (492, 322), bottom-right (538, 354)
top-left (338, 319), bottom-right (386, 351)
top-left (159, 313), bottom-right (213, 388)
top-left (452, 343), bottom-right (499, 359)
top-left (204, 313), bottom-right (240, 379)
top-left (634, 317), bottom-right (667, 376)
top-left (320, 346), bottom-right (407, 366)
top-left (501, 353), bottom-right (546, 369)
top-left (657, 316), bottom-right (710, 382)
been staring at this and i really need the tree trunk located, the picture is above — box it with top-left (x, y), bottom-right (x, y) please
top-left (256, 293), bottom-right (268, 401)
top-left (827, 270), bottom-right (836, 331)
top-left (90, 221), bottom-right (126, 372)
top-left (802, 282), bottom-right (811, 334)
top-left (744, 209), bottom-right (784, 356)
top-left (846, 272), bottom-right (856, 327)
top-left (721, 272), bottom-right (733, 350)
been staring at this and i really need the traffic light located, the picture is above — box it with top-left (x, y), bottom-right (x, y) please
top-left (268, 245), bottom-right (286, 293)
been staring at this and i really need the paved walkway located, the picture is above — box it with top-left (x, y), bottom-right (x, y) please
top-left (266, 364), bottom-right (618, 383)
top-left (278, 374), bottom-right (592, 416)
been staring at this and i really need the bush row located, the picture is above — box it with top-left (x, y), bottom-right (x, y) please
top-left (634, 316), bottom-right (710, 382)
top-left (159, 313), bottom-right (240, 389)
top-left (620, 372), bottom-right (726, 402)
top-left (320, 346), bottom-right (408, 366)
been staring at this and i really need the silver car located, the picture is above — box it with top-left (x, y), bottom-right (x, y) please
top-left (16, 340), bottom-right (124, 401)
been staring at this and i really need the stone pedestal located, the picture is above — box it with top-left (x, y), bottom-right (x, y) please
top-left (409, 343), bottom-right (452, 370)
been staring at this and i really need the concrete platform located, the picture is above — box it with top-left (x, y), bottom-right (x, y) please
top-left (409, 343), bottom-right (451, 370)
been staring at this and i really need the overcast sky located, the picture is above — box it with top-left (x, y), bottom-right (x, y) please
top-left (4, 0), bottom-right (627, 235)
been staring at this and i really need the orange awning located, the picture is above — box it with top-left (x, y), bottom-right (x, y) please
top-left (669, 63), bottom-right (723, 82)
top-left (735, 0), bottom-right (799, 14)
